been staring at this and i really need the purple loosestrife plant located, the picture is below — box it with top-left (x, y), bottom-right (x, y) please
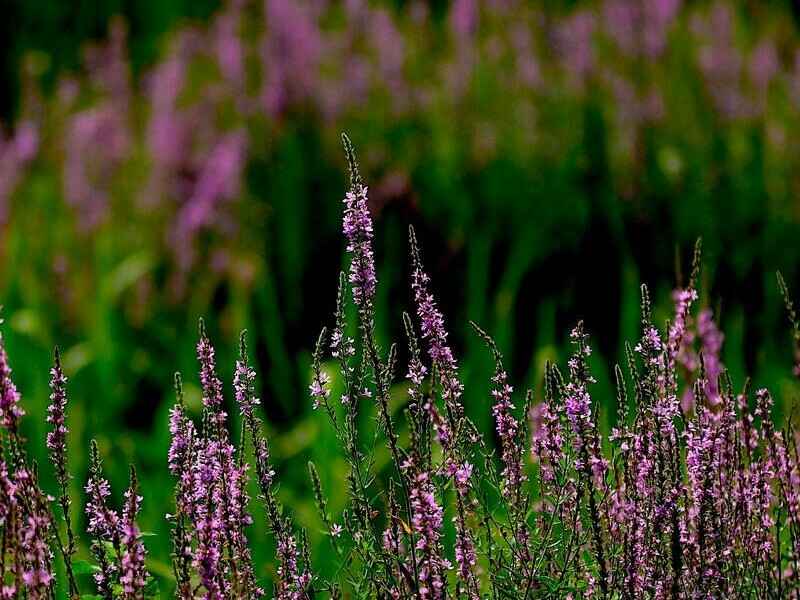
top-left (120, 466), bottom-right (149, 599)
top-left (85, 440), bottom-right (123, 598)
top-left (0, 321), bottom-right (24, 433)
top-left (167, 373), bottom-right (197, 599)
top-left (9, 139), bottom-right (800, 598)
top-left (314, 137), bottom-right (413, 597)
top-left (235, 336), bottom-right (310, 600)
top-left (84, 441), bottom-right (156, 599)
top-left (408, 227), bottom-right (480, 597)
top-left (563, 322), bottom-right (610, 595)
top-left (340, 133), bottom-right (377, 317)
top-left (169, 321), bottom-right (264, 599)
top-left (0, 322), bottom-right (57, 599)
top-left (16, 468), bottom-right (54, 599)
top-left (169, 326), bottom-right (310, 600)
top-left (46, 348), bottom-right (79, 597)
top-left (470, 321), bottom-right (533, 583)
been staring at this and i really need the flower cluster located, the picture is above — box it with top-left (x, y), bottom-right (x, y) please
top-left (164, 323), bottom-right (265, 598)
top-left (341, 134), bottom-right (377, 314)
top-left (0, 326), bottom-right (24, 431)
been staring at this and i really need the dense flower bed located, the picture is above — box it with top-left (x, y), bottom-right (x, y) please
top-left (0, 137), bottom-right (799, 598)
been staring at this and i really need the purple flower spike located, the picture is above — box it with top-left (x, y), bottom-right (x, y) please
top-left (120, 467), bottom-right (149, 599)
top-left (85, 442), bottom-right (120, 541)
top-left (16, 469), bottom-right (55, 599)
top-left (0, 323), bottom-right (24, 431)
top-left (85, 440), bottom-right (122, 596)
top-left (491, 369), bottom-right (525, 499)
top-left (275, 533), bottom-right (311, 600)
top-left (196, 319), bottom-right (229, 437)
top-left (409, 228), bottom-right (463, 407)
top-left (168, 403), bottom-right (195, 477)
top-left (407, 469), bottom-right (447, 600)
top-left (341, 133), bottom-right (377, 312)
top-left (46, 349), bottom-right (69, 480)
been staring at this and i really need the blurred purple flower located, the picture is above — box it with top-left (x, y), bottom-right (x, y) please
top-left (64, 107), bottom-right (129, 230)
top-left (749, 40), bottom-right (779, 103)
top-left (214, 3), bottom-right (245, 89)
top-left (556, 10), bottom-right (596, 87)
top-left (0, 121), bottom-right (39, 226)
top-left (173, 131), bottom-right (247, 272)
top-left (145, 51), bottom-right (189, 172)
top-left (696, 3), bottom-right (750, 119)
top-left (450, 0), bottom-right (478, 38)
top-left (261, 0), bottom-right (322, 117)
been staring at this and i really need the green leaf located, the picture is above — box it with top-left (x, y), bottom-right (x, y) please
top-left (144, 576), bottom-right (161, 599)
top-left (73, 560), bottom-right (101, 576)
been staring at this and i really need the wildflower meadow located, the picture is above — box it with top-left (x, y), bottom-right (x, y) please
top-left (4, 0), bottom-right (800, 598)
top-left (0, 133), bottom-right (798, 598)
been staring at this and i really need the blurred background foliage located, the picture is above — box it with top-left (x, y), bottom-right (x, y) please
top-left (3, 0), bottom-right (800, 594)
